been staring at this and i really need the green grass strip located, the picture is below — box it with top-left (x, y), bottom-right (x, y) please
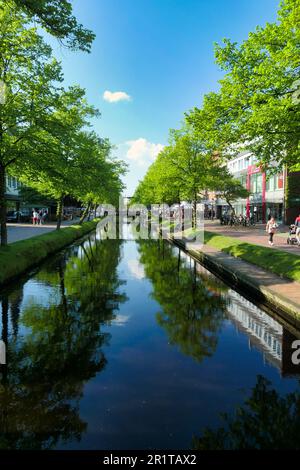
top-left (204, 231), bottom-right (300, 283)
top-left (158, 221), bottom-right (300, 282)
top-left (0, 220), bottom-right (100, 286)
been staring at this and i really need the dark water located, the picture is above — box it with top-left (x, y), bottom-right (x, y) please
top-left (0, 230), bottom-right (300, 450)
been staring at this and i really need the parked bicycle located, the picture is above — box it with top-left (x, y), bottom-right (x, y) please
top-left (220, 214), bottom-right (255, 227)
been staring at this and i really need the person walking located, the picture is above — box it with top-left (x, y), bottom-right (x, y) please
top-left (42, 209), bottom-right (48, 224)
top-left (295, 213), bottom-right (300, 245)
top-left (266, 216), bottom-right (277, 246)
top-left (32, 209), bottom-right (38, 225)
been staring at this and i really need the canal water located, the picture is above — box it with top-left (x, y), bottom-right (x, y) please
top-left (0, 229), bottom-right (299, 450)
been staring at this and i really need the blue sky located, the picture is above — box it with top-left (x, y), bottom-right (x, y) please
top-left (49, 0), bottom-right (279, 195)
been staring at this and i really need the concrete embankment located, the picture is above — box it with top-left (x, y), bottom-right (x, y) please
top-left (169, 237), bottom-right (300, 326)
top-left (0, 219), bottom-right (99, 288)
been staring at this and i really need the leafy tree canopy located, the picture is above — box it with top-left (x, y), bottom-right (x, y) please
top-left (187, 0), bottom-right (300, 169)
top-left (9, 0), bottom-right (95, 51)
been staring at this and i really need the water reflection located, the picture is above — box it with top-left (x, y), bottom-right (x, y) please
top-left (136, 239), bottom-right (300, 371)
top-left (193, 374), bottom-right (300, 449)
top-left (0, 237), bottom-right (126, 449)
top-left (137, 240), bottom-right (300, 449)
top-left (225, 290), bottom-right (282, 370)
top-left (137, 240), bottom-right (228, 362)
top-left (0, 232), bottom-right (299, 450)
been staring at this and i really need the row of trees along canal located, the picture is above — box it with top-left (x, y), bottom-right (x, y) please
top-left (132, 0), bottom-right (300, 214)
top-left (0, 0), bottom-right (127, 246)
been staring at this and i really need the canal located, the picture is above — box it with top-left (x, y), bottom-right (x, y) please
top-left (0, 228), bottom-right (299, 450)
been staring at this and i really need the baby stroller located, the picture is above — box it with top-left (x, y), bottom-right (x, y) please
top-left (287, 224), bottom-right (299, 245)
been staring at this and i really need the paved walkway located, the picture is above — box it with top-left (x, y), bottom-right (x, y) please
top-left (7, 218), bottom-right (81, 244)
top-left (176, 239), bottom-right (300, 320)
top-left (204, 220), bottom-right (300, 256)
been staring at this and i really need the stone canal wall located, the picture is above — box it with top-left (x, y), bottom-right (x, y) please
top-left (169, 236), bottom-right (300, 326)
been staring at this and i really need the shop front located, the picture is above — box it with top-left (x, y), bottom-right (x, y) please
top-left (266, 203), bottom-right (283, 223)
top-left (246, 166), bottom-right (266, 223)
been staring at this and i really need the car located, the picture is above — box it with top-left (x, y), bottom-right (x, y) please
top-left (19, 209), bottom-right (31, 222)
top-left (6, 209), bottom-right (31, 223)
top-left (6, 210), bottom-right (18, 222)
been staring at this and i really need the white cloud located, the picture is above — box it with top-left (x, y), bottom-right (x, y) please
top-left (111, 315), bottom-right (130, 326)
top-left (125, 138), bottom-right (164, 166)
top-left (103, 90), bottom-right (131, 103)
top-left (127, 259), bottom-right (145, 279)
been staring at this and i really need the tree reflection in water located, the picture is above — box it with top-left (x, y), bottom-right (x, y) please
top-left (193, 375), bottom-right (300, 449)
top-left (0, 237), bottom-right (126, 449)
top-left (138, 240), bottom-right (228, 362)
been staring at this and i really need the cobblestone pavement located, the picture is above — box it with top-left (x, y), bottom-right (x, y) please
top-left (204, 220), bottom-right (300, 256)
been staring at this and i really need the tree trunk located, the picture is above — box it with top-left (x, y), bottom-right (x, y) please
top-left (193, 196), bottom-right (197, 229)
top-left (79, 202), bottom-right (91, 225)
top-left (0, 164), bottom-right (7, 246)
top-left (226, 199), bottom-right (235, 216)
top-left (56, 194), bottom-right (64, 230)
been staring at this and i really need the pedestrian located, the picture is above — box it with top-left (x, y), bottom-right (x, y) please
top-left (32, 209), bottom-right (38, 225)
top-left (295, 213), bottom-right (300, 244)
top-left (266, 216), bottom-right (277, 246)
top-left (42, 210), bottom-right (48, 224)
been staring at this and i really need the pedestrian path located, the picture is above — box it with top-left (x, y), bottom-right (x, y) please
top-left (204, 220), bottom-right (300, 256)
top-left (174, 238), bottom-right (300, 321)
top-left (7, 218), bottom-right (81, 244)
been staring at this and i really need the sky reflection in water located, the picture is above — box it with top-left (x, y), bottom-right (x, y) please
top-left (0, 233), bottom-right (299, 450)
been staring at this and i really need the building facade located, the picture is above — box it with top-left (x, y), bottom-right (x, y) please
top-left (216, 151), bottom-right (287, 223)
top-left (5, 175), bottom-right (22, 211)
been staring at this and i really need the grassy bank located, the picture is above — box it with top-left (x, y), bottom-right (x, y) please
top-left (204, 231), bottom-right (300, 283)
top-left (0, 219), bottom-right (99, 287)
top-left (160, 221), bottom-right (300, 282)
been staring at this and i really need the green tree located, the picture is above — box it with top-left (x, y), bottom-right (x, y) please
top-left (187, 0), bottom-right (300, 169)
top-left (132, 151), bottom-right (181, 207)
top-left (132, 128), bottom-right (225, 225)
top-left (193, 375), bottom-right (300, 450)
top-left (0, 3), bottom-right (62, 244)
top-left (138, 240), bottom-right (228, 362)
top-left (10, 0), bottom-right (95, 52)
top-left (0, 235), bottom-right (127, 449)
top-left (15, 87), bottom-right (99, 229)
top-left (76, 138), bottom-right (127, 223)
top-left (217, 174), bottom-right (249, 216)
top-left (19, 186), bottom-right (55, 209)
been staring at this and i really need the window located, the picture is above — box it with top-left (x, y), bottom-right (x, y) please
top-left (275, 173), bottom-right (284, 190)
top-left (240, 175), bottom-right (247, 188)
top-left (266, 175), bottom-right (275, 191)
top-left (250, 173), bottom-right (262, 194)
top-left (256, 173), bottom-right (262, 193)
top-left (266, 172), bottom-right (283, 191)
